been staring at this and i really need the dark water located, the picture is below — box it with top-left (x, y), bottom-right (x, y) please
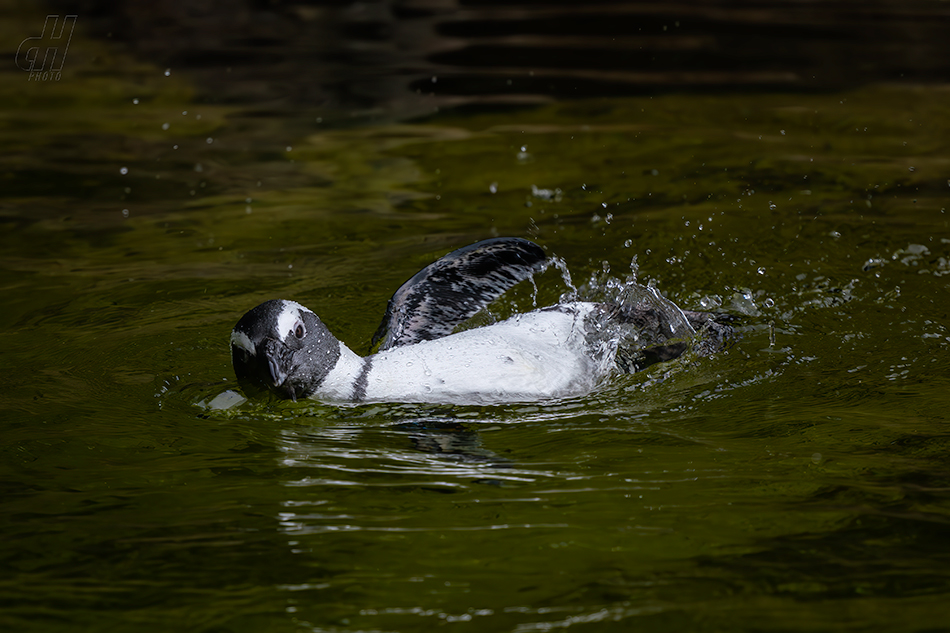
top-left (3, 2), bottom-right (950, 632)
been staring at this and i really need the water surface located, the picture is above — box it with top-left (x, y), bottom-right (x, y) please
top-left (2, 5), bottom-right (950, 632)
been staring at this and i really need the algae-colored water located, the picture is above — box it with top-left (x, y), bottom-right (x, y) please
top-left (2, 6), bottom-right (950, 633)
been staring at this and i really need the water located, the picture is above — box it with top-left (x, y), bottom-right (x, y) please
top-left (3, 5), bottom-right (950, 632)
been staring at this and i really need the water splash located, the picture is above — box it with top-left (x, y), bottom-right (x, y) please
top-left (542, 256), bottom-right (576, 299)
top-left (561, 260), bottom-right (715, 379)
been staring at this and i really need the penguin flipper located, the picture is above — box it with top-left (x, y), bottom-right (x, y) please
top-left (371, 237), bottom-right (548, 352)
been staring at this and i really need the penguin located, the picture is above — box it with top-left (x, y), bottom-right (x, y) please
top-left (229, 237), bottom-right (733, 405)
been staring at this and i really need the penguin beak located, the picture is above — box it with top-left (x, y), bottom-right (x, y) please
top-left (265, 353), bottom-right (297, 401)
top-left (259, 338), bottom-right (298, 400)
top-left (232, 336), bottom-right (299, 401)
top-left (265, 352), bottom-right (286, 388)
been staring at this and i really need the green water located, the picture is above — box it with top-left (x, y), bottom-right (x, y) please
top-left (3, 13), bottom-right (950, 633)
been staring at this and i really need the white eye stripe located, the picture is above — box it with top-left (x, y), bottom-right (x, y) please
top-left (277, 300), bottom-right (313, 341)
top-left (275, 302), bottom-right (300, 341)
top-left (230, 330), bottom-right (255, 355)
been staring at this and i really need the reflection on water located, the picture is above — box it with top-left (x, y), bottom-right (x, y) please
top-left (2, 3), bottom-right (950, 632)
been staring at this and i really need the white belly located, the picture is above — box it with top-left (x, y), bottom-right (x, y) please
top-left (361, 303), bottom-right (613, 404)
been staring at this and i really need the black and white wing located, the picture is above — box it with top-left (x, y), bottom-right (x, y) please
top-left (371, 237), bottom-right (548, 352)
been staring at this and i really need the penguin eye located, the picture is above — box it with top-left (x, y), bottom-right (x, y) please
top-left (294, 323), bottom-right (305, 339)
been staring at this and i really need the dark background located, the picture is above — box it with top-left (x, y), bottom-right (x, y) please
top-left (52, 0), bottom-right (950, 117)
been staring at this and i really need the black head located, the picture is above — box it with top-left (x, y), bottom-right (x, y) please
top-left (230, 299), bottom-right (341, 401)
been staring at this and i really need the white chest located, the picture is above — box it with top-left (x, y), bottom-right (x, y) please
top-left (358, 303), bottom-right (612, 404)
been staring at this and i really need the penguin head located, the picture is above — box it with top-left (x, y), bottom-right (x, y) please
top-left (230, 299), bottom-right (341, 401)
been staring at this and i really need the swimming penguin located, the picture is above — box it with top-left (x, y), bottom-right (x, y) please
top-left (230, 237), bottom-right (733, 405)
